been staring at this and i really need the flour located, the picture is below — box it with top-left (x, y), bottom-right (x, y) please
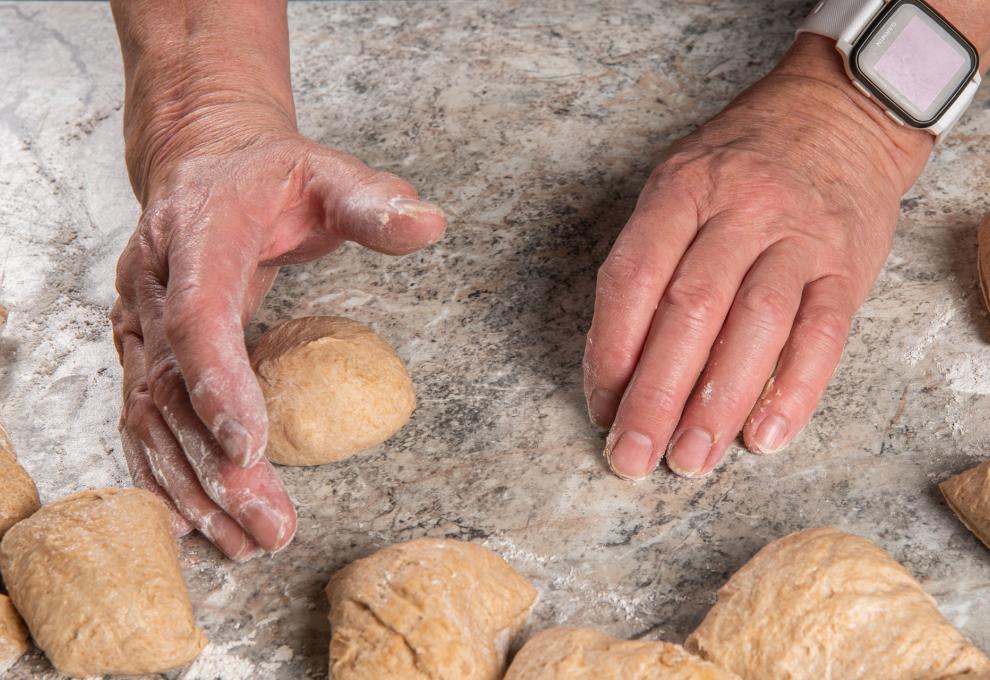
top-left (942, 354), bottom-right (990, 396)
top-left (904, 302), bottom-right (957, 366)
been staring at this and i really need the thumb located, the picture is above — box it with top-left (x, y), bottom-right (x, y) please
top-left (310, 153), bottom-right (447, 255)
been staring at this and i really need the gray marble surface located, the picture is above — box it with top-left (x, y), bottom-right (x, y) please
top-left (2, 1), bottom-right (990, 678)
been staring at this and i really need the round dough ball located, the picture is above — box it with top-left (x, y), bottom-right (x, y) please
top-left (686, 528), bottom-right (990, 679)
top-left (0, 423), bottom-right (40, 540)
top-left (326, 538), bottom-right (538, 680)
top-left (0, 594), bottom-right (29, 675)
top-left (251, 316), bottom-right (416, 466)
top-left (0, 488), bottom-right (206, 677)
top-left (505, 627), bottom-right (739, 680)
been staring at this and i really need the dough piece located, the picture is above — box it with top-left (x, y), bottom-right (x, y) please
top-left (251, 316), bottom-right (416, 465)
top-left (686, 528), bottom-right (990, 679)
top-left (0, 488), bottom-right (206, 677)
top-left (326, 538), bottom-right (537, 680)
top-left (0, 422), bottom-right (40, 539)
top-left (504, 627), bottom-right (739, 680)
top-left (0, 594), bottom-right (29, 675)
top-left (942, 460), bottom-right (990, 550)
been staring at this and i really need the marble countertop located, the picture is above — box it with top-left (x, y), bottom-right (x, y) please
top-left (2, 1), bottom-right (989, 678)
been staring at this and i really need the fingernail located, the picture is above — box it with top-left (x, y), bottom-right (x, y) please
top-left (217, 420), bottom-right (256, 468)
top-left (753, 414), bottom-right (790, 454)
top-left (666, 427), bottom-right (713, 477)
top-left (606, 431), bottom-right (655, 480)
top-left (389, 197), bottom-right (446, 217)
top-left (588, 388), bottom-right (620, 427)
top-left (239, 501), bottom-right (287, 553)
top-left (230, 539), bottom-right (264, 564)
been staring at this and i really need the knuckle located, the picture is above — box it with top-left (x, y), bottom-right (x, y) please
top-left (597, 250), bottom-right (660, 298)
top-left (147, 357), bottom-right (185, 408)
top-left (714, 386), bottom-right (755, 417)
top-left (787, 375), bottom-right (823, 411)
top-left (797, 304), bottom-right (850, 355)
top-left (736, 283), bottom-right (794, 326)
top-left (122, 386), bottom-right (153, 427)
top-left (628, 379), bottom-right (681, 417)
top-left (663, 277), bottom-right (724, 327)
top-left (585, 339), bottom-right (639, 380)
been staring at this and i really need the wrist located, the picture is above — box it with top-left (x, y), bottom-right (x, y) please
top-left (123, 83), bottom-right (297, 204)
top-left (770, 33), bottom-right (935, 193)
top-left (111, 0), bottom-right (298, 204)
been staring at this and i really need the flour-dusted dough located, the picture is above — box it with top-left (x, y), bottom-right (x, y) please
top-left (0, 594), bottom-right (29, 675)
top-left (941, 460), bottom-right (990, 550)
top-left (0, 423), bottom-right (40, 540)
top-left (0, 488), bottom-right (206, 677)
top-left (686, 528), bottom-right (990, 679)
top-left (504, 627), bottom-right (739, 680)
top-left (326, 538), bottom-right (538, 680)
top-left (251, 316), bottom-right (416, 465)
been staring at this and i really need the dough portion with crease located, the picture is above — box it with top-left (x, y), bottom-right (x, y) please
top-left (0, 423), bottom-right (40, 540)
top-left (686, 527), bottom-right (990, 680)
top-left (0, 488), bottom-right (206, 677)
top-left (0, 594), bottom-right (29, 675)
top-left (251, 316), bottom-right (416, 466)
top-left (326, 538), bottom-right (537, 680)
top-left (504, 627), bottom-right (739, 680)
top-left (941, 460), bottom-right (990, 550)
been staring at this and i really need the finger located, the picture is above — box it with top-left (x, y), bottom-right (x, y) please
top-left (159, 202), bottom-right (270, 468)
top-left (116, 320), bottom-right (259, 559)
top-left (112, 297), bottom-right (193, 537)
top-left (583, 174), bottom-right (702, 427)
top-left (604, 215), bottom-right (765, 479)
top-left (308, 152), bottom-right (447, 256)
top-left (141, 411), bottom-right (263, 562)
top-left (138, 274), bottom-right (298, 552)
top-left (743, 275), bottom-right (855, 455)
top-left (121, 428), bottom-right (194, 538)
top-left (665, 242), bottom-right (807, 477)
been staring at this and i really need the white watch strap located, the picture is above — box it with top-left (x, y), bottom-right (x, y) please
top-left (798, 0), bottom-right (885, 48)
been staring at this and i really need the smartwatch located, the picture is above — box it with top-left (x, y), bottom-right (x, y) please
top-left (799, 0), bottom-right (981, 137)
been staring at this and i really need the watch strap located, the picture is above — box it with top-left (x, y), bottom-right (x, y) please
top-left (798, 0), bottom-right (885, 47)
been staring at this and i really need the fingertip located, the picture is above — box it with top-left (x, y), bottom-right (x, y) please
top-left (238, 498), bottom-right (297, 554)
top-left (745, 412), bottom-right (792, 455)
top-left (336, 189), bottom-right (448, 255)
top-left (665, 427), bottom-right (715, 478)
top-left (378, 198), bottom-right (448, 255)
top-left (171, 512), bottom-right (195, 538)
top-left (588, 388), bottom-right (620, 428)
top-left (604, 430), bottom-right (656, 480)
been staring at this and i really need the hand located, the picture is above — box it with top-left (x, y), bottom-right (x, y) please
top-left (111, 113), bottom-right (446, 559)
top-left (583, 36), bottom-right (934, 479)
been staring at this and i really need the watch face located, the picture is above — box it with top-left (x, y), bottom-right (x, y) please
top-left (851, 0), bottom-right (978, 127)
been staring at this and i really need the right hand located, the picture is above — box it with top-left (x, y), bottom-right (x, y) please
top-left (111, 108), bottom-right (446, 561)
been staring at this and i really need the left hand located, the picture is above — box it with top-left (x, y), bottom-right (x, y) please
top-left (583, 36), bottom-right (934, 479)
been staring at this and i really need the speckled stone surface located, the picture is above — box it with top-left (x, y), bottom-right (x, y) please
top-left (2, 1), bottom-right (989, 678)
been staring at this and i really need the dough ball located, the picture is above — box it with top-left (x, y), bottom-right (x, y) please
top-left (251, 316), bottom-right (416, 465)
top-left (0, 423), bottom-right (40, 540)
top-left (326, 538), bottom-right (537, 680)
top-left (504, 627), bottom-right (739, 680)
top-left (686, 528), bottom-right (990, 679)
top-left (0, 488), bottom-right (206, 677)
top-left (0, 594), bottom-right (29, 675)
top-left (941, 460), bottom-right (990, 550)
